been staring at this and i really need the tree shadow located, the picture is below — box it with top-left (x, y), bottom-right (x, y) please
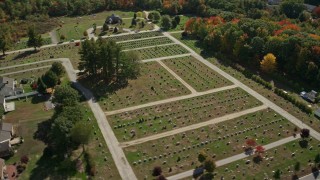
top-left (33, 119), bottom-right (53, 144)
top-left (12, 50), bottom-right (37, 61)
top-left (253, 155), bottom-right (263, 164)
top-left (31, 95), bottom-right (50, 104)
top-left (29, 147), bottom-right (77, 180)
top-left (199, 172), bottom-right (214, 180)
top-left (298, 139), bottom-right (309, 148)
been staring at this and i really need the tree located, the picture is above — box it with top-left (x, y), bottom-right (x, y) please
top-left (198, 150), bottom-right (207, 163)
top-left (152, 166), bottom-right (162, 176)
top-left (53, 85), bottom-right (80, 106)
top-left (203, 158), bottom-right (216, 173)
top-left (174, 16), bottom-right (181, 25)
top-left (50, 62), bottom-right (65, 78)
top-left (315, 153), bottom-right (320, 164)
top-left (131, 18), bottom-right (137, 26)
top-left (280, 0), bottom-right (305, 19)
top-left (37, 77), bottom-right (47, 94)
top-left (161, 15), bottom-right (172, 30)
top-left (27, 26), bottom-right (43, 51)
top-left (114, 27), bottom-right (118, 33)
top-left (149, 11), bottom-right (161, 23)
top-left (255, 146), bottom-right (265, 154)
top-left (260, 53), bottom-right (277, 73)
top-left (71, 121), bottom-right (92, 152)
top-left (246, 139), bottom-right (257, 147)
top-left (102, 23), bottom-right (109, 32)
top-left (83, 31), bottom-right (88, 37)
top-left (273, 169), bottom-right (281, 179)
top-left (294, 162), bottom-right (300, 173)
top-left (0, 24), bottom-right (12, 56)
top-left (134, 12), bottom-right (137, 19)
top-left (300, 128), bottom-right (310, 139)
top-left (42, 70), bottom-right (59, 88)
top-left (60, 34), bottom-right (66, 42)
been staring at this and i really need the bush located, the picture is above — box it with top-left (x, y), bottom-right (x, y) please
top-left (20, 155), bottom-right (29, 164)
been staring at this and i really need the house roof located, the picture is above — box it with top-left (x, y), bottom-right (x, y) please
top-left (0, 139), bottom-right (10, 153)
top-left (0, 77), bottom-right (15, 97)
top-left (315, 108), bottom-right (320, 118)
top-left (0, 123), bottom-right (12, 133)
top-left (0, 131), bottom-right (11, 143)
top-left (0, 96), bottom-right (4, 104)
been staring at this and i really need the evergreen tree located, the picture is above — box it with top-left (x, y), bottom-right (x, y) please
top-left (27, 26), bottom-right (43, 51)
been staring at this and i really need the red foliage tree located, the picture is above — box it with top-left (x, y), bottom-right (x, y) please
top-left (246, 139), bottom-right (257, 147)
top-left (313, 7), bottom-right (320, 18)
top-left (255, 146), bottom-right (265, 154)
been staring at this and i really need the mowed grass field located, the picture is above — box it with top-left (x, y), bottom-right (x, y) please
top-left (107, 87), bottom-right (262, 141)
top-left (80, 61), bottom-right (191, 111)
top-left (163, 56), bottom-right (233, 91)
top-left (123, 109), bottom-right (299, 179)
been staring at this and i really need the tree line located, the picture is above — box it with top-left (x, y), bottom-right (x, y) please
top-left (184, 15), bottom-right (320, 87)
top-left (79, 38), bottom-right (140, 84)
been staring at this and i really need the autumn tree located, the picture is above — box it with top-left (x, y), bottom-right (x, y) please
top-left (260, 53), bottom-right (277, 73)
top-left (27, 26), bottom-right (43, 51)
top-left (246, 139), bottom-right (257, 147)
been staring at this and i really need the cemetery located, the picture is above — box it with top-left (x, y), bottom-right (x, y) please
top-left (214, 138), bottom-right (320, 180)
top-left (118, 37), bottom-right (173, 50)
top-left (107, 87), bottom-right (262, 140)
top-left (123, 109), bottom-right (299, 178)
top-left (129, 44), bottom-right (190, 60)
top-left (95, 62), bottom-right (191, 111)
top-left (105, 31), bottom-right (163, 42)
top-left (0, 61), bottom-right (53, 75)
top-left (163, 56), bottom-right (233, 91)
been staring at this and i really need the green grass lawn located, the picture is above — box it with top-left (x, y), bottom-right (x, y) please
top-left (129, 44), bottom-right (189, 60)
top-left (107, 87), bottom-right (262, 141)
top-left (55, 11), bottom-right (134, 41)
top-left (163, 55), bottom-right (233, 91)
top-left (123, 109), bottom-right (299, 179)
top-left (118, 36), bottom-right (172, 50)
top-left (214, 138), bottom-right (320, 180)
top-left (10, 36), bottom-right (52, 51)
top-left (3, 94), bottom-right (120, 179)
top-left (80, 61), bottom-right (191, 111)
top-left (1, 44), bottom-right (81, 69)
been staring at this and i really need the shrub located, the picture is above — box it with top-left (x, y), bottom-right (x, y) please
top-left (20, 155), bottom-right (29, 164)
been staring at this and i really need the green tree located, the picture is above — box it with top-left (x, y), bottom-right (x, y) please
top-left (60, 34), bottom-right (66, 42)
top-left (198, 150), bottom-right (207, 163)
top-left (161, 15), bottom-right (172, 30)
top-left (315, 153), bottom-right (320, 164)
top-left (27, 26), bottom-right (43, 51)
top-left (174, 16), bottom-right (181, 25)
top-left (71, 121), bottom-right (92, 152)
top-left (102, 23), bottom-right (109, 32)
top-left (50, 62), bottom-right (65, 78)
top-left (131, 18), bottom-right (137, 26)
top-left (280, 0), bottom-right (305, 19)
top-left (273, 169), bottom-right (281, 179)
top-left (203, 158), bottom-right (216, 173)
top-left (0, 24), bottom-right (12, 55)
top-left (42, 70), bottom-right (59, 88)
top-left (294, 162), bottom-right (300, 173)
top-left (37, 77), bottom-right (47, 94)
top-left (148, 11), bottom-right (161, 22)
top-left (53, 85), bottom-right (80, 106)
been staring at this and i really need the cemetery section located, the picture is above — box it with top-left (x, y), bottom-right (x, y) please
top-left (123, 108), bottom-right (300, 179)
top-left (118, 36), bottom-right (173, 50)
top-left (214, 138), bottom-right (320, 180)
top-left (107, 87), bottom-right (263, 140)
top-left (128, 44), bottom-right (190, 60)
top-left (162, 56), bottom-right (233, 91)
top-left (91, 61), bottom-right (191, 111)
top-left (105, 31), bottom-right (163, 42)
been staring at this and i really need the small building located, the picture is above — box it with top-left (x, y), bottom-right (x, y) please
top-left (302, 90), bottom-right (318, 103)
top-left (315, 108), bottom-right (320, 118)
top-left (105, 14), bottom-right (122, 24)
top-left (0, 95), bottom-right (15, 113)
top-left (0, 122), bottom-right (14, 157)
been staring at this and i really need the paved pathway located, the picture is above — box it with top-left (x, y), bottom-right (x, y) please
top-left (27, 58), bottom-right (137, 180)
top-left (300, 171), bottom-right (320, 180)
top-left (122, 43), bottom-right (176, 52)
top-left (106, 84), bottom-right (237, 116)
top-left (157, 60), bottom-right (197, 93)
top-left (49, 30), bottom-right (59, 44)
top-left (167, 136), bottom-right (299, 180)
top-left (163, 32), bottom-right (320, 142)
top-left (0, 65), bottom-right (51, 76)
top-left (120, 105), bottom-right (267, 148)
top-left (141, 53), bottom-right (192, 63)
